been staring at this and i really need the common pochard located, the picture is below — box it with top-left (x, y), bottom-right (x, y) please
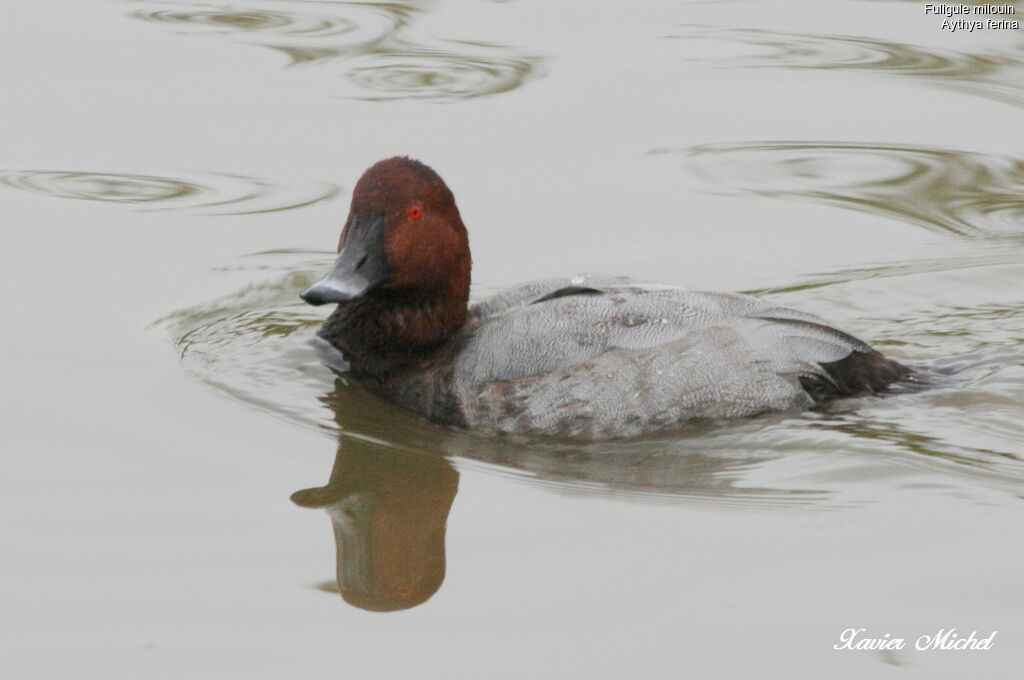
top-left (301, 157), bottom-right (913, 439)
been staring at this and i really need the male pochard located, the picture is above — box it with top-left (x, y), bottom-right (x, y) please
top-left (301, 157), bottom-right (911, 439)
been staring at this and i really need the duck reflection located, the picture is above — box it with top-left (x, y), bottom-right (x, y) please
top-left (291, 373), bottom-right (831, 612)
top-left (291, 423), bottom-right (457, 611)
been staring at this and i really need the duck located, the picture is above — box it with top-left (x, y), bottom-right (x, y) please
top-left (300, 156), bottom-right (913, 439)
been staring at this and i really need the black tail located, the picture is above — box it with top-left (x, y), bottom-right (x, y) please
top-left (799, 349), bottom-right (917, 402)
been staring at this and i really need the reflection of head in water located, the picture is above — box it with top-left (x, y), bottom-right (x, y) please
top-left (292, 438), bottom-right (458, 612)
top-left (291, 377), bottom-right (458, 612)
top-left (291, 377), bottom-right (829, 611)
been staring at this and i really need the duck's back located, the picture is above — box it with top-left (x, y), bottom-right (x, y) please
top-left (447, 277), bottom-right (908, 438)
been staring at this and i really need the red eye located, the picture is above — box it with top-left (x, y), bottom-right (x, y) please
top-left (408, 203), bottom-right (423, 220)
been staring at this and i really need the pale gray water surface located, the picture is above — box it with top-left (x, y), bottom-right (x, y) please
top-left (2, 0), bottom-right (1023, 678)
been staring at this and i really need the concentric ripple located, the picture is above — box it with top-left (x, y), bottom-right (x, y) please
top-left (672, 25), bottom-right (1024, 108)
top-left (126, 1), bottom-right (544, 100)
top-left (0, 169), bottom-right (340, 215)
top-left (129, 0), bottom-right (409, 63)
top-left (135, 8), bottom-right (349, 37)
top-left (682, 142), bottom-right (1024, 238)
top-left (316, 42), bottom-right (541, 101)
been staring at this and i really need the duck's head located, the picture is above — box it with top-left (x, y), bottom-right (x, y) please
top-left (301, 157), bottom-right (472, 351)
top-left (302, 157), bottom-right (471, 306)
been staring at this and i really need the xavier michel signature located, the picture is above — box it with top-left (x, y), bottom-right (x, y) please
top-left (834, 628), bottom-right (997, 651)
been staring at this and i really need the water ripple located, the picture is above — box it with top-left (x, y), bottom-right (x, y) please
top-left (681, 141), bottom-right (1024, 238)
top-left (156, 252), bottom-right (1024, 506)
top-left (0, 169), bottom-right (340, 215)
top-left (129, 0), bottom-right (408, 62)
top-left (127, 1), bottom-right (543, 101)
top-left (135, 8), bottom-right (354, 38)
top-left (313, 41), bottom-right (540, 101)
top-left (671, 25), bottom-right (1024, 108)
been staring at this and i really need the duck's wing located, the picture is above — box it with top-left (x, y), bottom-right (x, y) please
top-left (458, 285), bottom-right (908, 399)
top-left (467, 276), bottom-right (630, 318)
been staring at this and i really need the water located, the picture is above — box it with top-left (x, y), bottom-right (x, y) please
top-left (3, 0), bottom-right (1023, 678)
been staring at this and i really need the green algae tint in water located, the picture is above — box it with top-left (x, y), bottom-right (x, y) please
top-left (2, 1), bottom-right (1023, 679)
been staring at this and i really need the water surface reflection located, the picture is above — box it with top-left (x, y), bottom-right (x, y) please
top-left (292, 428), bottom-right (458, 612)
top-left (310, 39), bottom-right (539, 101)
top-left (285, 347), bottom-right (1024, 612)
top-left (681, 141), bottom-right (1024, 238)
top-left (127, 0), bottom-right (542, 100)
top-left (0, 169), bottom-right (339, 214)
top-left (672, 24), bottom-right (1024, 108)
top-left (288, 375), bottom-right (836, 611)
top-left (130, 0), bottom-right (413, 63)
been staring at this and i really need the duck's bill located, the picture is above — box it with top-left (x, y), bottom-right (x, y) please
top-left (300, 213), bottom-right (388, 305)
